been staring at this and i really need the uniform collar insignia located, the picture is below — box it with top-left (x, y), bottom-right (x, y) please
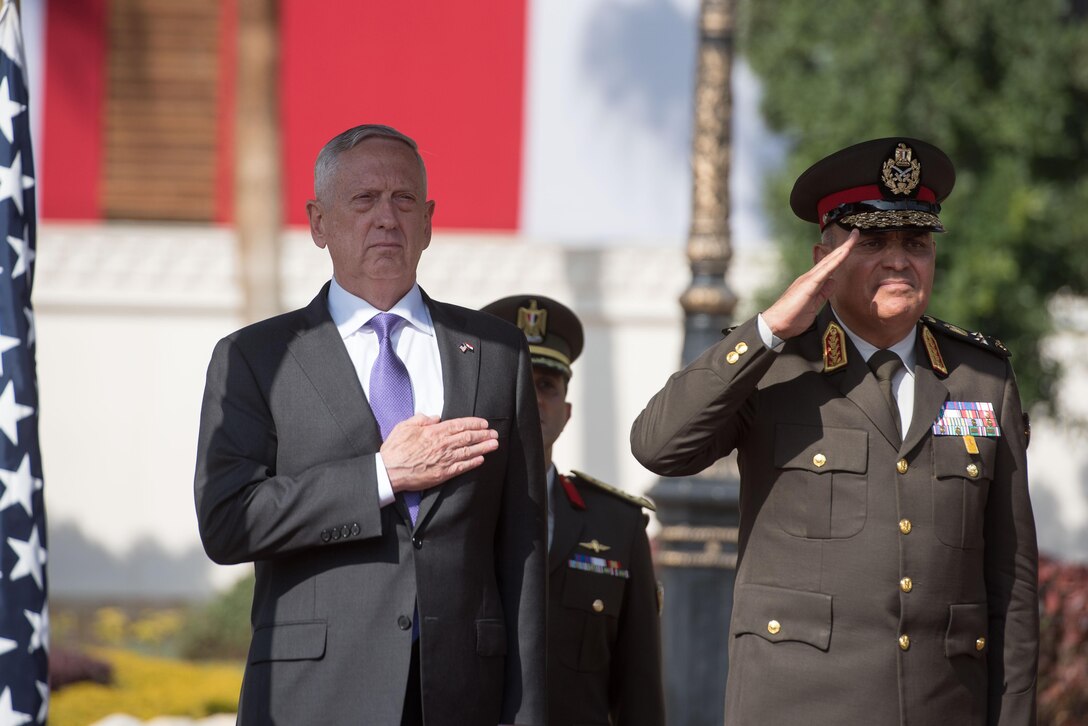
top-left (822, 321), bottom-right (848, 372)
top-left (559, 474), bottom-right (586, 510)
top-left (579, 539), bottom-right (611, 553)
top-left (922, 326), bottom-right (948, 376)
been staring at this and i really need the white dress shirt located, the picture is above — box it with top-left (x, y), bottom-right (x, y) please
top-left (757, 310), bottom-right (918, 434)
top-left (327, 278), bottom-right (444, 507)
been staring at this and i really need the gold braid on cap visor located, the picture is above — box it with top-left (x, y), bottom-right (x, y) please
top-left (838, 209), bottom-right (943, 230)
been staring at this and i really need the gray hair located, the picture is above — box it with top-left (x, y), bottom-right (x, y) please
top-left (313, 124), bottom-right (428, 199)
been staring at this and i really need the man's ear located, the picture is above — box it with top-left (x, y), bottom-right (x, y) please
top-left (813, 243), bottom-right (830, 264)
top-left (307, 199), bottom-right (326, 249)
top-left (423, 199), bottom-right (436, 250)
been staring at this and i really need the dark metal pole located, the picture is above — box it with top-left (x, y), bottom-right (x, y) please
top-left (649, 0), bottom-right (739, 723)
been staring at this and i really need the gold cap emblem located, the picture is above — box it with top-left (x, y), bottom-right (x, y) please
top-left (516, 300), bottom-right (548, 343)
top-left (882, 143), bottom-right (922, 196)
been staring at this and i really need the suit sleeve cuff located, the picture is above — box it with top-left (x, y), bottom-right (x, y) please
top-left (757, 313), bottom-right (785, 351)
top-left (374, 453), bottom-right (396, 507)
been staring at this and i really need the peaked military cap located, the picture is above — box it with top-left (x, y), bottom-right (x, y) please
top-left (790, 137), bottom-right (956, 232)
top-left (481, 294), bottom-right (584, 379)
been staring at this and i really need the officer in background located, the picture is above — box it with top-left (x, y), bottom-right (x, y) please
top-left (631, 138), bottom-right (1038, 726)
top-left (482, 295), bottom-right (665, 726)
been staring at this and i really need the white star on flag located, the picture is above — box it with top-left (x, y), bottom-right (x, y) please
top-left (7, 525), bottom-right (45, 590)
top-left (0, 76), bottom-right (23, 145)
top-left (32, 683), bottom-right (45, 724)
top-left (0, 638), bottom-right (15, 656)
top-left (6, 225), bottom-right (31, 279)
top-left (23, 606), bottom-right (46, 655)
top-left (0, 151), bottom-right (32, 216)
top-left (0, 454), bottom-right (40, 517)
top-left (0, 325), bottom-right (18, 377)
top-left (0, 380), bottom-right (32, 446)
top-left (0, 687), bottom-right (31, 726)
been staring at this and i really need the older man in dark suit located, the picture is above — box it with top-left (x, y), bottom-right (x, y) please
top-left (195, 124), bottom-right (546, 726)
top-left (632, 138), bottom-right (1038, 726)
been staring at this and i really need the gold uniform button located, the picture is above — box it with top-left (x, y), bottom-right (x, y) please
top-left (898, 634), bottom-right (911, 651)
top-left (767, 620), bottom-right (781, 635)
top-left (900, 577), bottom-right (913, 593)
top-left (976, 637), bottom-right (986, 651)
top-left (592, 599), bottom-right (605, 613)
top-left (899, 519), bottom-right (912, 535)
top-left (726, 351), bottom-right (740, 365)
top-left (812, 453), bottom-right (827, 468)
top-left (896, 458), bottom-right (909, 474)
top-left (735, 342), bottom-right (749, 355)
top-left (966, 463), bottom-right (980, 478)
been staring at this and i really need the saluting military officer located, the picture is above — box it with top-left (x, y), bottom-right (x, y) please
top-left (482, 295), bottom-right (665, 726)
top-left (631, 138), bottom-right (1039, 726)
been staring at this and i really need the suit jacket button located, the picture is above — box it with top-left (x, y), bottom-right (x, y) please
top-left (351, 523), bottom-right (360, 536)
top-left (331, 527), bottom-right (341, 540)
top-left (397, 615), bottom-right (412, 631)
top-left (320, 529), bottom-right (331, 543)
top-left (341, 525), bottom-right (350, 538)
top-left (592, 599), bottom-right (605, 613)
top-left (413, 536), bottom-right (423, 549)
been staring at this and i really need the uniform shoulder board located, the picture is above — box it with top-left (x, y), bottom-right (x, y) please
top-left (721, 325), bottom-right (738, 337)
top-left (569, 470), bottom-right (656, 512)
top-left (921, 315), bottom-right (1010, 358)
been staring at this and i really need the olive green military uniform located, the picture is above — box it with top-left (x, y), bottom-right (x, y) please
top-left (631, 138), bottom-right (1038, 726)
top-left (632, 307), bottom-right (1038, 726)
top-left (547, 468), bottom-right (664, 726)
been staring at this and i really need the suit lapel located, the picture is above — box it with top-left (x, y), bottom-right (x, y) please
top-left (813, 307), bottom-right (902, 448)
top-left (550, 491), bottom-right (584, 574)
top-left (287, 283), bottom-right (383, 455)
top-left (902, 331), bottom-right (949, 455)
top-left (413, 292), bottom-right (481, 529)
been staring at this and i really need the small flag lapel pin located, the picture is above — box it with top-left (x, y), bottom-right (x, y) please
top-left (459, 342), bottom-right (475, 353)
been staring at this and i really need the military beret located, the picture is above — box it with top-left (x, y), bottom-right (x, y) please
top-left (790, 137), bottom-right (956, 232)
top-left (481, 294), bottom-right (584, 379)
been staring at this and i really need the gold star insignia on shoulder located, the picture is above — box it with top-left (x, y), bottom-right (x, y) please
top-left (921, 315), bottom-right (1010, 359)
top-left (579, 539), bottom-right (611, 553)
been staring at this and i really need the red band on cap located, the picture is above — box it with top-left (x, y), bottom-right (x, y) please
top-left (817, 184), bottom-right (937, 228)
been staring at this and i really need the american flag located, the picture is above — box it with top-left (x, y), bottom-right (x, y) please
top-left (0, 1), bottom-right (47, 723)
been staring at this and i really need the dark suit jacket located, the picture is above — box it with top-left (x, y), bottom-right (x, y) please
top-left (631, 307), bottom-right (1038, 726)
top-left (195, 284), bottom-right (547, 726)
top-left (547, 470), bottom-right (664, 726)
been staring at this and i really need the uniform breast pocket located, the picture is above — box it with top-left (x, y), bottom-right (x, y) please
top-left (932, 435), bottom-right (995, 549)
top-left (773, 424), bottom-right (868, 539)
top-left (558, 569), bottom-right (626, 672)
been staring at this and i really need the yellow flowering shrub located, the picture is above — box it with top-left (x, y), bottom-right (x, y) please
top-left (49, 648), bottom-right (242, 726)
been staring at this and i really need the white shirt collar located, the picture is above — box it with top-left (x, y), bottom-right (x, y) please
top-left (831, 307), bottom-right (917, 373)
top-left (327, 278), bottom-right (435, 339)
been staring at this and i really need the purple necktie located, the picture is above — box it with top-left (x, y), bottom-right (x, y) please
top-left (368, 312), bottom-right (419, 524)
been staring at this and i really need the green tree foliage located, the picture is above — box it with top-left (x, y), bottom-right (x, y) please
top-left (738, 0), bottom-right (1088, 412)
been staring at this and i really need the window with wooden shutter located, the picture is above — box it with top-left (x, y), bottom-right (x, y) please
top-left (102, 0), bottom-right (223, 221)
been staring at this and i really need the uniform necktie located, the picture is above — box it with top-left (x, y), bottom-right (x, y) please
top-left (868, 349), bottom-right (903, 439)
top-left (368, 312), bottom-right (419, 524)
